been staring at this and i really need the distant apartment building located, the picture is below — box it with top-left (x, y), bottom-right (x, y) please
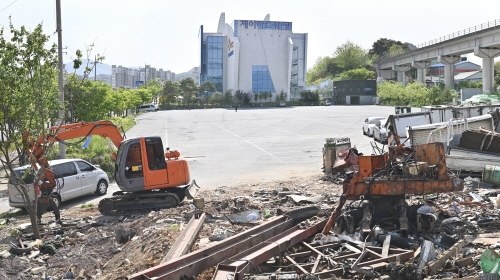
top-left (95, 74), bottom-right (112, 85)
top-left (63, 61), bottom-right (113, 86)
top-left (175, 67), bottom-right (200, 85)
top-left (112, 65), bottom-right (176, 89)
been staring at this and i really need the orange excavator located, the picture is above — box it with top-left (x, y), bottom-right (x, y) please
top-left (23, 120), bottom-right (199, 216)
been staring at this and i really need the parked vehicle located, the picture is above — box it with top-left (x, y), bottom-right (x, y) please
top-left (8, 159), bottom-right (110, 209)
top-left (395, 106), bottom-right (411, 114)
top-left (138, 103), bottom-right (158, 112)
top-left (385, 111), bottom-right (433, 143)
top-left (22, 120), bottom-right (198, 216)
top-left (373, 119), bottom-right (388, 143)
top-left (362, 117), bottom-right (385, 137)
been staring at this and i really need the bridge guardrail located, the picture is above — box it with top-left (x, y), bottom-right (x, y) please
top-left (377, 19), bottom-right (500, 62)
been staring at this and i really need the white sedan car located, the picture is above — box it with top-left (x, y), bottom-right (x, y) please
top-left (8, 158), bottom-right (109, 209)
top-left (362, 117), bottom-right (385, 137)
top-left (373, 119), bottom-right (388, 143)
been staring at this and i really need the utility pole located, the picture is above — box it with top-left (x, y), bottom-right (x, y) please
top-left (94, 55), bottom-right (97, 81)
top-left (145, 63), bottom-right (147, 84)
top-left (56, 0), bottom-right (65, 159)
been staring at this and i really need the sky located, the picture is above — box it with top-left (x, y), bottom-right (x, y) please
top-left (0, 0), bottom-right (499, 74)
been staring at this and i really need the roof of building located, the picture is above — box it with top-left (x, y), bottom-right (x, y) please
top-left (430, 61), bottom-right (481, 68)
top-left (454, 70), bottom-right (482, 80)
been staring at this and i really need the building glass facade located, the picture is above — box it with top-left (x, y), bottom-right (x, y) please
top-left (200, 36), bottom-right (223, 93)
top-left (252, 65), bottom-right (275, 93)
top-left (201, 13), bottom-right (308, 102)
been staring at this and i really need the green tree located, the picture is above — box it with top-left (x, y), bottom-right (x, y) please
top-left (135, 88), bottom-right (153, 105)
top-left (162, 80), bottom-right (180, 108)
top-left (64, 75), bottom-right (112, 122)
top-left (234, 90), bottom-right (245, 104)
top-left (144, 79), bottom-right (163, 104)
top-left (457, 80), bottom-right (482, 91)
top-left (180, 78), bottom-right (198, 108)
top-left (368, 38), bottom-right (412, 58)
top-left (377, 81), bottom-right (455, 106)
top-left (299, 90), bottom-right (319, 103)
top-left (254, 92), bottom-right (259, 102)
top-left (123, 89), bottom-right (142, 115)
top-left (494, 61), bottom-right (500, 89)
top-left (199, 80), bottom-right (216, 94)
top-left (199, 81), bottom-right (215, 107)
top-left (388, 44), bottom-right (405, 56)
top-left (210, 91), bottom-right (223, 105)
top-left (242, 93), bottom-right (250, 105)
top-left (339, 68), bottom-right (376, 80)
top-left (306, 56), bottom-right (338, 84)
top-left (334, 41), bottom-right (368, 72)
top-left (0, 20), bottom-right (62, 239)
top-left (279, 89), bottom-right (288, 102)
top-left (376, 81), bottom-right (406, 105)
top-left (224, 89), bottom-right (233, 105)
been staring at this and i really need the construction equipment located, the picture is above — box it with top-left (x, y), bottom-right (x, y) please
top-left (23, 120), bottom-right (199, 216)
top-left (322, 139), bottom-right (463, 236)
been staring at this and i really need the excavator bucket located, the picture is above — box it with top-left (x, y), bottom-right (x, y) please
top-left (185, 180), bottom-right (200, 200)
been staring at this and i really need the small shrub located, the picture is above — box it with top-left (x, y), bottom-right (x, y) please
top-left (10, 229), bottom-right (18, 236)
top-left (81, 203), bottom-right (94, 208)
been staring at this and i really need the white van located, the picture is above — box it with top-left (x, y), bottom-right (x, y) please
top-left (8, 159), bottom-right (110, 209)
top-left (138, 104), bottom-right (159, 112)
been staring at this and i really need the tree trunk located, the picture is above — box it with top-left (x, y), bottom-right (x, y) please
top-left (28, 203), bottom-right (41, 239)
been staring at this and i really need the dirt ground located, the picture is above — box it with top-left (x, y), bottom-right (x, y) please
top-left (0, 173), bottom-right (341, 279)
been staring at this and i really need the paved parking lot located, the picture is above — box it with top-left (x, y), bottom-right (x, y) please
top-left (0, 105), bottom-right (397, 213)
top-left (130, 105), bottom-right (397, 189)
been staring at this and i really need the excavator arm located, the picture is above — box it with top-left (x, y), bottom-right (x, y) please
top-left (45, 121), bottom-right (125, 159)
top-left (22, 120), bottom-right (126, 194)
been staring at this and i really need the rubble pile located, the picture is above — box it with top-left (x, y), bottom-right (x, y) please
top-left (1, 172), bottom-right (500, 279)
top-left (201, 174), bottom-right (500, 280)
top-left (0, 176), bottom-right (333, 279)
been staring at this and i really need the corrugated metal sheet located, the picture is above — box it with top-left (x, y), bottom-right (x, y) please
top-left (459, 130), bottom-right (500, 153)
top-left (408, 115), bottom-right (493, 146)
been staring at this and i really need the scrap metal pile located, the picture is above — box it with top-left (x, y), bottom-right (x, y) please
top-left (122, 139), bottom-right (500, 279)
top-left (3, 137), bottom-right (500, 279)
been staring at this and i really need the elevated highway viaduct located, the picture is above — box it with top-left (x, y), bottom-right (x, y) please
top-left (374, 19), bottom-right (500, 93)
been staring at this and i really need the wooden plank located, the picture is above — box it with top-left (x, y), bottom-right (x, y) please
top-left (161, 213), bottom-right (206, 263)
top-left (288, 251), bottom-right (314, 258)
top-left (345, 243), bottom-right (361, 253)
top-left (382, 235), bottom-right (391, 258)
top-left (301, 241), bottom-right (325, 257)
top-left (427, 240), bottom-right (465, 274)
top-left (311, 254), bottom-right (321, 273)
top-left (285, 255), bottom-right (309, 274)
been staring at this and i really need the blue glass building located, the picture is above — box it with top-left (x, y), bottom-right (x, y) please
top-left (200, 13), bottom-right (308, 101)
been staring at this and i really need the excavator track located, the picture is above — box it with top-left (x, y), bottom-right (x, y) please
top-left (98, 192), bottom-right (180, 216)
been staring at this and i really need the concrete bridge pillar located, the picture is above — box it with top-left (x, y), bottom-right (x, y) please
top-left (474, 47), bottom-right (500, 93)
top-left (411, 61), bottom-right (431, 84)
top-left (392, 64), bottom-right (411, 86)
top-left (437, 55), bottom-right (460, 89)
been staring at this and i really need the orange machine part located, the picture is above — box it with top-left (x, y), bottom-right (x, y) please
top-left (345, 178), bottom-right (457, 200)
top-left (358, 155), bottom-right (387, 177)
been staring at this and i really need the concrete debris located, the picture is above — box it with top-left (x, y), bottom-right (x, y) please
top-left (0, 250), bottom-right (11, 258)
top-left (210, 228), bottom-right (234, 241)
top-left (1, 142), bottom-right (500, 280)
top-left (286, 194), bottom-right (324, 204)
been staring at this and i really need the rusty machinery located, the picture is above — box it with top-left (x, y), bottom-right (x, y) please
top-left (322, 142), bottom-right (464, 238)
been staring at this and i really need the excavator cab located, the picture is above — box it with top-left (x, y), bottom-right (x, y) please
top-left (100, 136), bottom-right (200, 215)
top-left (115, 136), bottom-right (186, 192)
